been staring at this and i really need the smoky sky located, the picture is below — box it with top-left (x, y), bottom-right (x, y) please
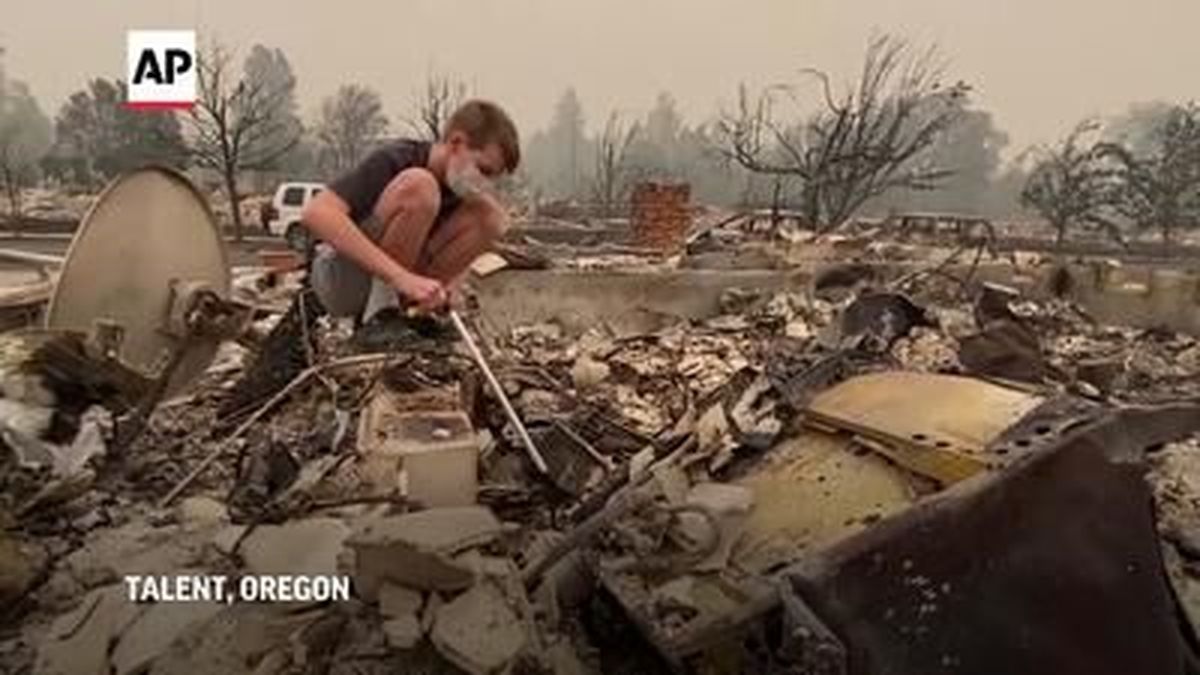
top-left (1, 0), bottom-right (1194, 156)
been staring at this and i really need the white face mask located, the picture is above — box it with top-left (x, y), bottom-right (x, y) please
top-left (446, 154), bottom-right (487, 199)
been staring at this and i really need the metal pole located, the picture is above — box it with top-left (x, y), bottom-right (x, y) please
top-left (448, 309), bottom-right (549, 475)
top-left (0, 248), bottom-right (64, 268)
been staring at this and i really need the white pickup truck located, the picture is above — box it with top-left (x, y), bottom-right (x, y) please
top-left (262, 181), bottom-right (323, 250)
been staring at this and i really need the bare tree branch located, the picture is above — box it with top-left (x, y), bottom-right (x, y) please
top-left (591, 111), bottom-right (639, 216)
top-left (714, 34), bottom-right (969, 231)
top-left (404, 72), bottom-right (468, 141)
top-left (184, 41), bottom-right (303, 240)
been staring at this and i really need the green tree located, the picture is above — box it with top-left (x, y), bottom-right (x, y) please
top-left (1104, 103), bottom-right (1200, 245)
top-left (54, 78), bottom-right (188, 186)
top-left (628, 92), bottom-right (685, 178)
top-left (317, 84), bottom-right (389, 175)
top-left (0, 52), bottom-right (52, 221)
top-left (1021, 121), bottom-right (1124, 248)
top-left (242, 45), bottom-right (303, 158)
top-left (529, 88), bottom-right (588, 198)
top-left (870, 105), bottom-right (1010, 216)
top-left (1104, 101), bottom-right (1175, 158)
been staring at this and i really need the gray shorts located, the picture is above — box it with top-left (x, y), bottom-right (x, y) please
top-left (310, 215), bottom-right (385, 318)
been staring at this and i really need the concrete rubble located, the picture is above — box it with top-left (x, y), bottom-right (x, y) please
top-left (347, 506), bottom-right (504, 597)
top-left (3, 213), bottom-right (1200, 674)
top-left (430, 581), bottom-right (530, 674)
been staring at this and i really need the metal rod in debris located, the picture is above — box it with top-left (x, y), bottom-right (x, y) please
top-left (448, 309), bottom-right (549, 475)
top-left (0, 248), bottom-right (65, 268)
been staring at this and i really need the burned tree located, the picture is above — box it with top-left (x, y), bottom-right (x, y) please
top-left (1103, 103), bottom-right (1200, 246)
top-left (1021, 121), bottom-right (1124, 248)
top-left (185, 42), bottom-right (302, 240)
top-left (316, 84), bottom-right (389, 174)
top-left (591, 112), bottom-right (638, 216)
top-left (715, 35), bottom-right (969, 232)
top-left (405, 72), bottom-right (468, 141)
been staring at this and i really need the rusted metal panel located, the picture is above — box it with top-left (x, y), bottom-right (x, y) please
top-left (783, 405), bottom-right (1200, 675)
top-left (804, 371), bottom-right (1041, 484)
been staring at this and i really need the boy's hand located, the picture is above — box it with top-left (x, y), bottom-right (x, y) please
top-left (393, 272), bottom-right (448, 312)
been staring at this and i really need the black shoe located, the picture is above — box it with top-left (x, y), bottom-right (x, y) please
top-left (350, 308), bottom-right (459, 352)
top-left (351, 308), bottom-right (424, 352)
top-left (406, 313), bottom-right (458, 340)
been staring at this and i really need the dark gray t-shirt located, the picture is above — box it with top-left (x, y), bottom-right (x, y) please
top-left (327, 139), bottom-right (461, 226)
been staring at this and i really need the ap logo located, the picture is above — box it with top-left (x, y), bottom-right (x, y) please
top-left (126, 30), bottom-right (196, 110)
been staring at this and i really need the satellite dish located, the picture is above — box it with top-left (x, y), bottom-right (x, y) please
top-left (45, 166), bottom-right (232, 397)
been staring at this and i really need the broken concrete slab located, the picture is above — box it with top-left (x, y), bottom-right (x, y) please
top-left (421, 593), bottom-right (443, 635)
top-left (349, 506), bottom-right (504, 554)
top-left (347, 507), bottom-right (504, 597)
top-left (430, 581), bottom-right (528, 675)
top-left (470, 252), bottom-right (510, 278)
top-left (37, 584), bottom-right (144, 675)
top-left (379, 583), bottom-right (425, 619)
top-left (175, 496), bottom-right (229, 526)
top-left (240, 518), bottom-right (350, 578)
top-left (64, 522), bottom-right (207, 589)
top-left (111, 600), bottom-right (224, 675)
top-left (544, 640), bottom-right (591, 675)
top-left (570, 356), bottom-right (611, 389)
top-left (147, 604), bottom-right (319, 675)
top-left (209, 525), bottom-right (246, 557)
top-left (0, 532), bottom-right (46, 605)
top-left (382, 614), bottom-right (423, 651)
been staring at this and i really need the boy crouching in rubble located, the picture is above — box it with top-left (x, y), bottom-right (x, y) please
top-left (301, 99), bottom-right (520, 332)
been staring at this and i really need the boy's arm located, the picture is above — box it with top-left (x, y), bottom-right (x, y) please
top-left (301, 191), bottom-right (446, 309)
top-left (446, 268), bottom-right (472, 304)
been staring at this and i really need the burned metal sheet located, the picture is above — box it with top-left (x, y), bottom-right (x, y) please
top-left (985, 394), bottom-right (1103, 461)
top-left (805, 371), bottom-right (1042, 484)
top-left (782, 404), bottom-right (1200, 675)
top-left (958, 318), bottom-right (1050, 383)
top-left (529, 420), bottom-right (609, 496)
top-left (807, 372), bottom-right (1042, 452)
top-left (734, 430), bottom-right (920, 574)
top-left (838, 293), bottom-right (937, 351)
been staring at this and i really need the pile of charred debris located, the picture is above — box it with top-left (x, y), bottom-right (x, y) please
top-left (3, 255), bottom-right (1200, 675)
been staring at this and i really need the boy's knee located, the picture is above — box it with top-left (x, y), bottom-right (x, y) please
top-left (374, 168), bottom-right (441, 223)
top-left (468, 200), bottom-right (508, 241)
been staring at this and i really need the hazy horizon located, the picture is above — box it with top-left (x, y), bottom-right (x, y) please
top-left (2, 0), bottom-right (1195, 158)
